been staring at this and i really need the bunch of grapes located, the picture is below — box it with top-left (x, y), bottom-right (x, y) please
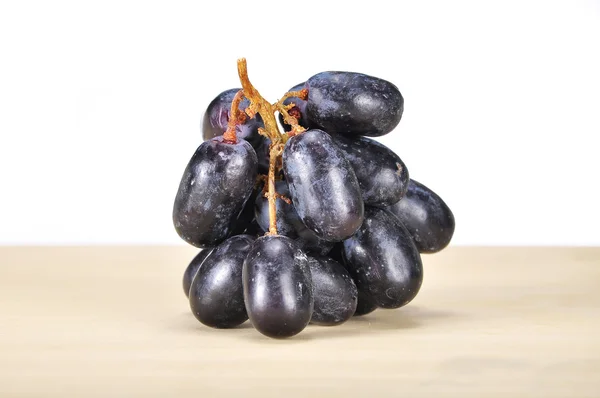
top-left (175, 59), bottom-right (455, 338)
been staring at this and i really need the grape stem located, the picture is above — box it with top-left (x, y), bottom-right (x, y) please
top-left (237, 59), bottom-right (284, 146)
top-left (267, 143), bottom-right (284, 235)
top-left (223, 89), bottom-right (246, 143)
top-left (236, 58), bottom-right (286, 235)
top-left (275, 89), bottom-right (308, 136)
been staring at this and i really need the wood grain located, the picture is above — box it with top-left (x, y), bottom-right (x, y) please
top-left (1, 246), bottom-right (599, 397)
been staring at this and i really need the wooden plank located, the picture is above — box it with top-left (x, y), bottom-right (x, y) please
top-left (1, 247), bottom-right (599, 397)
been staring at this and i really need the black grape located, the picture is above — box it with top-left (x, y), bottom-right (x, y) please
top-left (326, 243), bottom-right (377, 316)
top-left (354, 290), bottom-right (377, 316)
top-left (283, 129), bottom-right (364, 242)
top-left (254, 180), bottom-right (334, 255)
top-left (278, 82), bottom-right (309, 131)
top-left (189, 235), bottom-right (254, 328)
top-left (230, 188), bottom-right (260, 236)
top-left (331, 134), bottom-right (409, 206)
top-left (305, 72), bottom-right (403, 137)
top-left (243, 235), bottom-right (313, 338)
top-left (308, 255), bottom-right (357, 326)
top-left (183, 248), bottom-right (214, 298)
top-left (343, 207), bottom-right (423, 309)
top-left (385, 179), bottom-right (455, 253)
top-left (173, 137), bottom-right (257, 248)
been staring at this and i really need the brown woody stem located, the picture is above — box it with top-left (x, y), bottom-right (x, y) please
top-left (223, 89), bottom-right (246, 143)
top-left (237, 58), bottom-right (287, 235)
top-left (267, 143), bottom-right (284, 235)
top-left (237, 59), bottom-right (284, 145)
top-left (275, 88), bottom-right (308, 136)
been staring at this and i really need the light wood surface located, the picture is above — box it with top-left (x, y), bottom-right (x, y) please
top-left (1, 246), bottom-right (599, 397)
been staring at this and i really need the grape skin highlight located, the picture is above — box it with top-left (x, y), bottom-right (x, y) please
top-left (283, 129), bottom-right (364, 242)
top-left (305, 71), bottom-right (404, 137)
top-left (173, 137), bottom-right (257, 248)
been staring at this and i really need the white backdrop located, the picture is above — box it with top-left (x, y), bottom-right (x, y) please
top-left (1, 0), bottom-right (599, 246)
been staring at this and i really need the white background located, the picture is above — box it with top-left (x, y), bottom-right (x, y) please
top-left (1, 0), bottom-right (599, 246)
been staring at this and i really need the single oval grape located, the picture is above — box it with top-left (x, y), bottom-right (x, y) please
top-left (173, 137), bottom-right (258, 248)
top-left (385, 179), bottom-right (455, 253)
top-left (279, 82), bottom-right (309, 131)
top-left (283, 129), bottom-right (364, 242)
top-left (308, 255), bottom-right (357, 326)
top-left (182, 248), bottom-right (214, 298)
top-left (254, 180), bottom-right (334, 254)
top-left (189, 235), bottom-right (255, 328)
top-left (243, 235), bottom-right (313, 338)
top-left (343, 207), bottom-right (423, 309)
top-left (331, 134), bottom-right (409, 206)
top-left (305, 71), bottom-right (403, 137)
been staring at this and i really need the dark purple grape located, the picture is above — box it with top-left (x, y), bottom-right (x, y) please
top-left (243, 235), bottom-right (313, 338)
top-left (278, 82), bottom-right (309, 131)
top-left (230, 188), bottom-right (260, 236)
top-left (343, 207), bottom-right (423, 309)
top-left (354, 290), bottom-right (377, 316)
top-left (201, 88), bottom-right (264, 149)
top-left (282, 129), bottom-right (364, 242)
top-left (305, 71), bottom-right (403, 137)
top-left (254, 180), bottom-right (334, 254)
top-left (385, 179), bottom-right (455, 253)
top-left (173, 137), bottom-right (257, 248)
top-left (331, 134), bottom-right (409, 206)
top-left (183, 248), bottom-right (214, 298)
top-left (326, 243), bottom-right (377, 316)
top-left (308, 255), bottom-right (357, 326)
top-left (189, 235), bottom-right (255, 328)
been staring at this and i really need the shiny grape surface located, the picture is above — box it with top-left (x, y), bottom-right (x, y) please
top-left (386, 179), bottom-right (455, 253)
top-left (305, 71), bottom-right (403, 137)
top-left (183, 248), bottom-right (213, 298)
top-left (343, 207), bottom-right (423, 309)
top-left (331, 134), bottom-right (409, 206)
top-left (173, 137), bottom-right (257, 248)
top-left (189, 235), bottom-right (254, 328)
top-left (243, 235), bottom-right (313, 338)
top-left (354, 290), bottom-right (377, 316)
top-left (308, 255), bottom-right (357, 326)
top-left (283, 129), bottom-right (364, 242)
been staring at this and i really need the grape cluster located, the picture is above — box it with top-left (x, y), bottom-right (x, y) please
top-left (175, 59), bottom-right (455, 339)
